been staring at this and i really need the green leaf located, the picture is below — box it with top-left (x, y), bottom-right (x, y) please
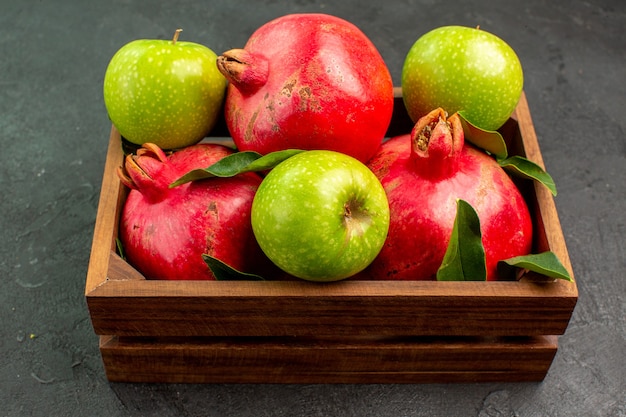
top-left (497, 251), bottom-right (572, 281)
top-left (436, 199), bottom-right (487, 281)
top-left (202, 254), bottom-right (265, 281)
top-left (241, 149), bottom-right (305, 172)
top-left (170, 149), bottom-right (305, 187)
top-left (457, 111), bottom-right (508, 159)
top-left (115, 238), bottom-right (125, 260)
top-left (497, 155), bottom-right (557, 196)
top-left (170, 151), bottom-right (261, 187)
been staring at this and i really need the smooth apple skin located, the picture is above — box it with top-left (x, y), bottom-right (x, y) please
top-left (251, 150), bottom-right (390, 282)
top-left (103, 38), bottom-right (227, 149)
top-left (402, 25), bottom-right (523, 131)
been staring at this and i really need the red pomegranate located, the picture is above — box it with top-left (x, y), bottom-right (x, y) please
top-left (117, 143), bottom-right (269, 280)
top-left (216, 13), bottom-right (394, 163)
top-left (366, 108), bottom-right (533, 281)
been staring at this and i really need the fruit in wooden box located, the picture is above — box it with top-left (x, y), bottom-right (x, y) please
top-left (366, 108), bottom-right (533, 281)
top-left (402, 25), bottom-right (523, 131)
top-left (251, 150), bottom-right (390, 281)
top-left (103, 30), bottom-right (227, 149)
top-left (117, 143), bottom-right (271, 280)
top-left (216, 13), bottom-right (394, 163)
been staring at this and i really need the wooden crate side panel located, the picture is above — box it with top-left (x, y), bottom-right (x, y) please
top-left (85, 126), bottom-right (125, 294)
top-left (99, 335), bottom-right (557, 384)
top-left (87, 277), bottom-right (577, 337)
top-left (515, 94), bottom-right (577, 289)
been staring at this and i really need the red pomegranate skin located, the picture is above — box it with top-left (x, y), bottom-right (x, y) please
top-left (118, 143), bottom-right (270, 280)
top-left (366, 109), bottom-right (533, 281)
top-left (217, 13), bottom-right (394, 163)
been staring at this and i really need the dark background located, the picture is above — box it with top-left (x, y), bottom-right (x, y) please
top-left (1, 1), bottom-right (624, 416)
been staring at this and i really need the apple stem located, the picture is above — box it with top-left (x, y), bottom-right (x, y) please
top-left (172, 28), bottom-right (183, 45)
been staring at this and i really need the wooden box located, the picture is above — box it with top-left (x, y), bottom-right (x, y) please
top-left (85, 90), bottom-right (577, 383)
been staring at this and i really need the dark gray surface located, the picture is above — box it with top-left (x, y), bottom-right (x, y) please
top-left (1, 1), bottom-right (624, 416)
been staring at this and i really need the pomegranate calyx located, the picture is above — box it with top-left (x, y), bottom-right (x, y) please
top-left (410, 108), bottom-right (464, 180)
top-left (217, 49), bottom-right (269, 95)
top-left (116, 143), bottom-right (176, 203)
top-left (135, 142), bottom-right (168, 162)
top-left (116, 153), bottom-right (152, 191)
top-left (117, 165), bottom-right (136, 190)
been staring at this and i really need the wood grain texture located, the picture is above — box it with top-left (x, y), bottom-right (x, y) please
top-left (88, 272), bottom-right (576, 337)
top-left (99, 335), bottom-right (558, 384)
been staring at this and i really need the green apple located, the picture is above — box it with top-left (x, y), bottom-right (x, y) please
top-left (251, 150), bottom-right (390, 282)
top-left (402, 25), bottom-right (523, 131)
top-left (103, 29), bottom-right (227, 149)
